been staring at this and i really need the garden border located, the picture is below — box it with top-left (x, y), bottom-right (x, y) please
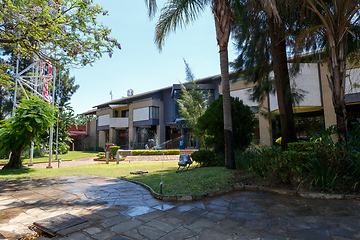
top-left (123, 179), bottom-right (360, 202)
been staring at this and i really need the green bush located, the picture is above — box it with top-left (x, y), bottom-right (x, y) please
top-left (85, 147), bottom-right (95, 151)
top-left (196, 95), bottom-right (256, 153)
top-left (0, 150), bottom-right (9, 159)
top-left (191, 149), bottom-right (224, 167)
top-left (97, 152), bottom-right (105, 159)
top-left (110, 146), bottom-right (120, 159)
top-left (56, 142), bottom-right (70, 155)
top-left (288, 142), bottom-right (315, 152)
top-left (96, 147), bottom-right (104, 152)
top-left (131, 150), bottom-right (180, 156)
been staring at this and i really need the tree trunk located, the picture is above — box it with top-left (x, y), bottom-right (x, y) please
top-left (213, 0), bottom-right (235, 169)
top-left (2, 147), bottom-right (25, 169)
top-left (268, 16), bottom-right (297, 150)
top-left (328, 35), bottom-right (347, 143)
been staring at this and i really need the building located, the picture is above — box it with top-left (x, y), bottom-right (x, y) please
top-left (83, 61), bottom-right (360, 150)
top-left (67, 125), bottom-right (87, 151)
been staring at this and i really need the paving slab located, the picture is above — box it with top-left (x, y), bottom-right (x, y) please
top-left (1, 176), bottom-right (360, 240)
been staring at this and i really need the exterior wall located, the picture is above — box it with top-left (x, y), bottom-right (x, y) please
top-left (98, 130), bottom-right (106, 150)
top-left (109, 117), bottom-right (129, 128)
top-left (346, 67), bottom-right (360, 95)
top-left (98, 115), bottom-right (110, 126)
top-left (129, 99), bottom-right (165, 148)
top-left (85, 120), bottom-right (97, 149)
top-left (220, 79), bottom-right (272, 145)
top-left (269, 63), bottom-right (322, 112)
top-left (163, 88), bottom-right (175, 124)
top-left (133, 107), bottom-right (150, 121)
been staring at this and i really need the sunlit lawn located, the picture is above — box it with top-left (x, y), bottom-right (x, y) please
top-left (0, 151), bottom-right (99, 165)
top-left (0, 162), bottom-right (236, 195)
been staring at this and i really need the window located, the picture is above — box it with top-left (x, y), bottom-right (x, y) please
top-left (149, 106), bottom-right (159, 119)
top-left (121, 110), bottom-right (129, 118)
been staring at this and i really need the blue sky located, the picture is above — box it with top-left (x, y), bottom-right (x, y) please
top-left (70, 0), bottom-right (237, 114)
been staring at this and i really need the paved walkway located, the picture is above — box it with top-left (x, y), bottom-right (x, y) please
top-left (1, 176), bottom-right (360, 240)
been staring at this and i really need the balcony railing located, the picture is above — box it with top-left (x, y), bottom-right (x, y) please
top-left (109, 117), bottom-right (129, 128)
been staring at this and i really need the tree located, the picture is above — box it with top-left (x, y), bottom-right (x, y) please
top-left (147, 0), bottom-right (278, 168)
top-left (0, 58), bottom-right (13, 120)
top-left (176, 60), bottom-right (210, 138)
top-left (54, 68), bottom-right (80, 107)
top-left (196, 95), bottom-right (256, 153)
top-left (0, 97), bottom-right (56, 169)
top-left (147, 0), bottom-right (234, 168)
top-left (74, 114), bottom-right (97, 126)
top-left (301, 0), bottom-right (360, 143)
top-left (0, 0), bottom-right (121, 66)
top-left (232, 0), bottom-right (299, 149)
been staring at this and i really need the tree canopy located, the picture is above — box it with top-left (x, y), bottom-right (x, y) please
top-left (0, 0), bottom-right (120, 66)
top-left (176, 60), bottom-right (210, 138)
top-left (197, 95), bottom-right (256, 153)
top-left (0, 96), bottom-right (56, 169)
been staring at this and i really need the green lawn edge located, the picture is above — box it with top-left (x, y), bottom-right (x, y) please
top-left (0, 162), bottom-right (236, 196)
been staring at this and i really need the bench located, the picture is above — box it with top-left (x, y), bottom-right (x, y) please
top-left (176, 154), bottom-right (192, 173)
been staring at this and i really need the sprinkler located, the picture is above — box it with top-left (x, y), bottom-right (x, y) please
top-left (160, 181), bottom-right (163, 194)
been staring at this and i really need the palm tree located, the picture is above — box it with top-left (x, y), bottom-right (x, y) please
top-left (304, 0), bottom-right (360, 143)
top-left (145, 0), bottom-right (277, 169)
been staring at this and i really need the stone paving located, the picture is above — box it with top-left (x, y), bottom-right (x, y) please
top-left (0, 176), bottom-right (360, 240)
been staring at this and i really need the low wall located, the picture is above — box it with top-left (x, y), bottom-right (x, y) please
top-left (118, 149), bottom-right (197, 157)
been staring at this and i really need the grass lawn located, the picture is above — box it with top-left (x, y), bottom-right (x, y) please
top-left (0, 151), bottom-right (99, 165)
top-left (0, 162), bottom-right (236, 196)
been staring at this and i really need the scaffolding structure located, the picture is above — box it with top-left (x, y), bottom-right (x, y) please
top-left (13, 55), bottom-right (59, 168)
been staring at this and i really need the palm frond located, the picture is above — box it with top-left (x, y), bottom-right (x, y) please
top-left (144, 0), bottom-right (158, 19)
top-left (155, 0), bottom-right (210, 50)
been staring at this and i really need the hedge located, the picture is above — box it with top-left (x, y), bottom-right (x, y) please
top-left (131, 150), bottom-right (180, 156)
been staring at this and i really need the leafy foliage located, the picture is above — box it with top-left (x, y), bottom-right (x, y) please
top-left (131, 150), bottom-right (180, 156)
top-left (75, 114), bottom-right (97, 126)
top-left (237, 125), bottom-right (360, 193)
top-left (196, 95), bottom-right (256, 153)
top-left (191, 149), bottom-right (224, 167)
top-left (0, 0), bottom-right (121, 66)
top-left (0, 96), bottom-right (56, 168)
top-left (176, 60), bottom-right (210, 138)
top-left (109, 146), bottom-right (120, 159)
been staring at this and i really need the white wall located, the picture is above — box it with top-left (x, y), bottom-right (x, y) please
top-left (110, 117), bottom-right (129, 128)
top-left (98, 114), bottom-right (110, 126)
top-left (133, 107), bottom-right (149, 122)
top-left (346, 68), bottom-right (360, 95)
top-left (230, 88), bottom-right (257, 107)
top-left (269, 63), bottom-right (322, 112)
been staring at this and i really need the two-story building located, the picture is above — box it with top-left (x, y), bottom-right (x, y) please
top-left (83, 61), bottom-right (360, 150)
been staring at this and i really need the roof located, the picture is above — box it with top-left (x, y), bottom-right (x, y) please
top-left (69, 131), bottom-right (87, 136)
top-left (79, 109), bottom-right (97, 116)
top-left (67, 125), bottom-right (87, 137)
top-left (92, 71), bottom-right (225, 109)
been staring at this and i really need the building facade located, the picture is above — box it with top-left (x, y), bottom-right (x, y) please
top-left (83, 62), bottom-right (360, 150)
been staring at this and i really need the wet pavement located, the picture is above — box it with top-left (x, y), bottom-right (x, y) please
top-left (0, 176), bottom-right (360, 240)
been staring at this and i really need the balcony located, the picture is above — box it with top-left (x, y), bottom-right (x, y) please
top-left (110, 117), bottom-right (129, 128)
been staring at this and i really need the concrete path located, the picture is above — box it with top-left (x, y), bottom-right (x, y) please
top-left (1, 176), bottom-right (360, 240)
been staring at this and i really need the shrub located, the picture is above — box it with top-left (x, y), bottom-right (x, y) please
top-left (96, 147), bottom-right (104, 152)
top-left (85, 147), bottom-right (95, 151)
top-left (191, 149), bottom-right (224, 167)
top-left (110, 146), bottom-right (120, 159)
top-left (55, 142), bottom-right (70, 155)
top-left (131, 150), bottom-right (180, 156)
top-left (97, 152), bottom-right (105, 159)
top-left (196, 95), bottom-right (256, 153)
